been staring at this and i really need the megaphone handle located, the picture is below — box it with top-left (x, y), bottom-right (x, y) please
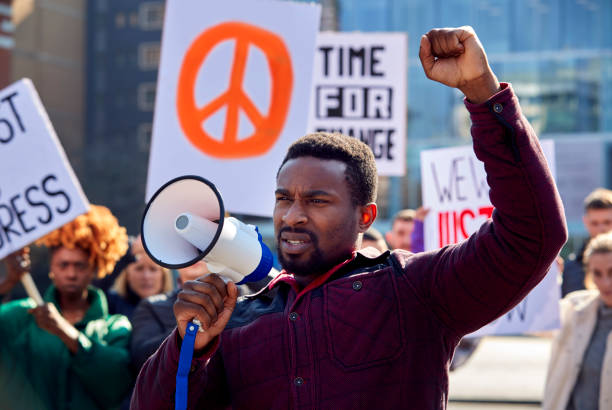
top-left (175, 320), bottom-right (200, 410)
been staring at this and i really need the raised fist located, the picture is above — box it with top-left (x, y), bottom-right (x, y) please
top-left (419, 26), bottom-right (500, 104)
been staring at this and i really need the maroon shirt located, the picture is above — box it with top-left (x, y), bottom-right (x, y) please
top-left (132, 84), bottom-right (567, 409)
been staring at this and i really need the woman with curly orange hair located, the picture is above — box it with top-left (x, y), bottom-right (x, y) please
top-left (0, 205), bottom-right (133, 410)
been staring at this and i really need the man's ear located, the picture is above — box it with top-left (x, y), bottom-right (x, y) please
top-left (358, 203), bottom-right (377, 231)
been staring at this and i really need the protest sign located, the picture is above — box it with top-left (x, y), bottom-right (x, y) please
top-left (307, 32), bottom-right (407, 176)
top-left (146, 0), bottom-right (320, 216)
top-left (468, 261), bottom-right (561, 337)
top-left (420, 140), bottom-right (560, 335)
top-left (0, 79), bottom-right (89, 259)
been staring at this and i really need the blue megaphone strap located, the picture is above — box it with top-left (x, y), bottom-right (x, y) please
top-left (176, 321), bottom-right (199, 410)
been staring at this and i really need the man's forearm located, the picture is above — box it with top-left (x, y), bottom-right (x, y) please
top-left (459, 71), bottom-right (501, 104)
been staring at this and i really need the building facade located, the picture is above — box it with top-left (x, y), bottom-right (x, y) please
top-left (85, 0), bottom-right (163, 233)
top-left (12, 0), bottom-right (86, 176)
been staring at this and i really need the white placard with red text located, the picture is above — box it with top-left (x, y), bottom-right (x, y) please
top-left (420, 140), bottom-right (560, 336)
top-left (0, 79), bottom-right (89, 259)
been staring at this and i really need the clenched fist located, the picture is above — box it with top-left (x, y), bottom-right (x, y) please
top-left (419, 26), bottom-right (500, 104)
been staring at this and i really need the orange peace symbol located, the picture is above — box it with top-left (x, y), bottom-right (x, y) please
top-left (177, 22), bottom-right (294, 159)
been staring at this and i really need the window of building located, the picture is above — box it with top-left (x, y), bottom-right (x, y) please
top-left (95, 31), bottom-right (106, 52)
top-left (137, 123), bottom-right (153, 152)
top-left (116, 52), bottom-right (126, 67)
top-left (115, 94), bottom-right (126, 109)
top-left (137, 83), bottom-right (156, 111)
top-left (129, 12), bottom-right (139, 27)
top-left (115, 12), bottom-right (126, 28)
top-left (138, 42), bottom-right (160, 70)
top-left (97, 0), bottom-right (108, 12)
top-left (139, 2), bottom-right (164, 30)
top-left (95, 70), bottom-right (106, 91)
top-left (95, 109), bottom-right (105, 130)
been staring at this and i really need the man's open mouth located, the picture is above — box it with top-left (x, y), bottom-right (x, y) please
top-left (280, 232), bottom-right (314, 254)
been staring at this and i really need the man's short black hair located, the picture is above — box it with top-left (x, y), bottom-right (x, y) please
top-left (278, 132), bottom-right (377, 206)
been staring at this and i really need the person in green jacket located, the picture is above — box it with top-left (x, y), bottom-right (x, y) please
top-left (0, 205), bottom-right (133, 410)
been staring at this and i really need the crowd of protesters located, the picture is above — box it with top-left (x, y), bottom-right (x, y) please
top-left (0, 194), bottom-right (610, 408)
top-left (0, 205), bottom-right (278, 409)
top-left (0, 24), bottom-right (610, 410)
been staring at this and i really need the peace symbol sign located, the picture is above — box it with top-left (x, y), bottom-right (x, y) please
top-left (177, 22), bottom-right (294, 159)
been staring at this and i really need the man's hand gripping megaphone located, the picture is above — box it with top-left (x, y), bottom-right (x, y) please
top-left (174, 273), bottom-right (238, 351)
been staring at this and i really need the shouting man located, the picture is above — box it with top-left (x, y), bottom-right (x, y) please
top-left (132, 26), bottom-right (567, 409)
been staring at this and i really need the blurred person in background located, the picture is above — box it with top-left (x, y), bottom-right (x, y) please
top-left (385, 208), bottom-right (416, 251)
top-left (562, 188), bottom-right (612, 297)
top-left (0, 205), bottom-right (133, 410)
top-left (544, 231), bottom-right (612, 410)
top-left (107, 235), bottom-right (174, 320)
top-left (361, 227), bottom-right (388, 252)
top-left (385, 206), bottom-right (429, 253)
top-left (130, 260), bottom-right (209, 371)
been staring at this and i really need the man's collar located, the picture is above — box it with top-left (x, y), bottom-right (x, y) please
top-left (268, 247), bottom-right (391, 295)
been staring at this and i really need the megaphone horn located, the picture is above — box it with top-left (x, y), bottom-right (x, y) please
top-left (141, 175), bottom-right (273, 284)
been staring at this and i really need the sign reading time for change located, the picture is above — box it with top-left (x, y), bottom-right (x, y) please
top-left (0, 79), bottom-right (89, 259)
top-left (307, 32), bottom-right (407, 176)
top-left (147, 0), bottom-right (320, 216)
top-left (420, 141), bottom-right (560, 336)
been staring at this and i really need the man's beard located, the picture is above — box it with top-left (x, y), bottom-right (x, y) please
top-left (276, 227), bottom-right (341, 277)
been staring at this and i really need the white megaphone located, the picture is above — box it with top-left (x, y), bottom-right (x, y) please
top-left (141, 175), bottom-right (275, 284)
